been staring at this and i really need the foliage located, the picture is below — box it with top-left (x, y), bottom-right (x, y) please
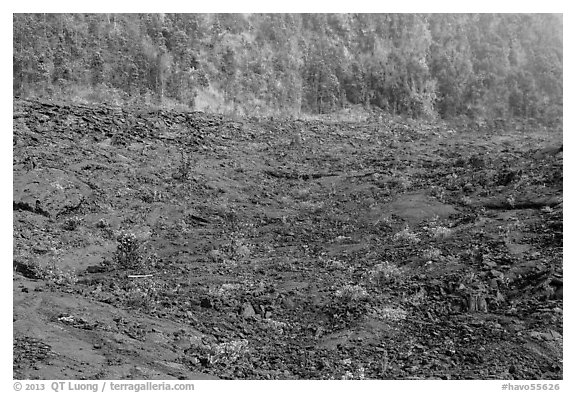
top-left (367, 261), bottom-right (404, 286)
top-left (393, 225), bottom-right (421, 244)
top-left (113, 233), bottom-right (144, 269)
top-left (17, 258), bottom-right (78, 287)
top-left (335, 284), bottom-right (368, 302)
top-left (13, 13), bottom-right (562, 124)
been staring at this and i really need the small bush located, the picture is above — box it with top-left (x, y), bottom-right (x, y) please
top-left (188, 339), bottom-right (250, 367)
top-left (62, 216), bottom-right (83, 231)
top-left (335, 284), bottom-right (368, 302)
top-left (430, 186), bottom-right (446, 203)
top-left (422, 247), bottom-right (442, 261)
top-left (17, 259), bottom-right (78, 287)
top-left (371, 305), bottom-right (407, 321)
top-left (367, 261), bottom-right (403, 286)
top-left (208, 283), bottom-right (242, 299)
top-left (140, 189), bottom-right (163, 203)
top-left (262, 318), bottom-right (289, 334)
top-left (424, 216), bottom-right (453, 239)
top-left (341, 363), bottom-right (366, 380)
top-left (113, 233), bottom-right (144, 270)
top-left (42, 264), bottom-right (78, 286)
top-left (429, 226), bottom-right (452, 239)
top-left (96, 218), bottom-right (109, 228)
top-left (123, 277), bottom-right (163, 310)
top-left (174, 150), bottom-right (192, 180)
top-left (393, 226), bottom-right (420, 244)
top-left (320, 257), bottom-right (347, 271)
top-left (216, 237), bottom-right (252, 262)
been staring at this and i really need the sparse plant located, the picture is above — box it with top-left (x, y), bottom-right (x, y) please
top-left (20, 257), bottom-right (78, 287)
top-left (429, 225), bottom-right (452, 239)
top-left (329, 182), bottom-right (337, 197)
top-left (430, 186), bottom-right (446, 202)
top-left (189, 339), bottom-right (249, 367)
top-left (175, 150), bottom-right (192, 180)
top-left (375, 215), bottom-right (394, 231)
top-left (368, 261), bottom-right (404, 286)
top-left (262, 319), bottom-right (289, 334)
top-left (398, 177), bottom-right (412, 191)
top-left (335, 284), bottom-right (368, 302)
top-left (42, 263), bottom-right (79, 286)
top-left (460, 195), bottom-right (473, 206)
top-left (208, 249), bottom-right (224, 262)
top-left (218, 236), bottom-right (252, 261)
top-left (96, 218), bottom-right (109, 228)
top-left (211, 339), bottom-right (249, 363)
top-left (320, 257), bottom-right (347, 270)
top-left (276, 258), bottom-right (295, 271)
top-left (123, 277), bottom-right (163, 310)
top-left (177, 219), bottom-right (190, 234)
top-left (299, 200), bottom-right (324, 212)
top-left (393, 225), bottom-right (420, 244)
top-left (234, 242), bottom-right (251, 260)
top-left (370, 305), bottom-right (407, 321)
top-left (96, 218), bottom-right (115, 239)
top-left (62, 216), bottom-right (83, 231)
top-left (293, 186), bottom-right (311, 200)
top-left (124, 287), bottom-right (152, 309)
top-left (341, 363), bottom-right (366, 380)
top-left (208, 283), bottom-right (242, 299)
top-left (497, 225), bottom-right (511, 240)
top-left (422, 247), bottom-right (442, 261)
top-left (424, 216), bottom-right (453, 239)
top-left (140, 189), bottom-right (163, 203)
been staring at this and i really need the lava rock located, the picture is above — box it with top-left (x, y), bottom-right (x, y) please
top-left (241, 302), bottom-right (256, 318)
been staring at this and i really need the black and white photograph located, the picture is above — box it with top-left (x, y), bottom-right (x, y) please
top-left (10, 7), bottom-right (564, 387)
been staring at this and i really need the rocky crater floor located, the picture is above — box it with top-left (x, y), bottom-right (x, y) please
top-left (13, 99), bottom-right (562, 380)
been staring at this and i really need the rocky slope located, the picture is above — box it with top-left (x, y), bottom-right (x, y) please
top-left (13, 99), bottom-right (562, 379)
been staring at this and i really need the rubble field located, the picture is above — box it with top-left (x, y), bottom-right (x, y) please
top-left (13, 99), bottom-right (562, 380)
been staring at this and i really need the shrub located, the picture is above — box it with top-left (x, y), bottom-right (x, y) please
top-left (42, 263), bottom-right (79, 286)
top-left (188, 339), bottom-right (250, 367)
top-left (367, 261), bottom-right (403, 286)
top-left (113, 233), bottom-right (143, 269)
top-left (174, 150), bottom-right (192, 180)
top-left (335, 284), bottom-right (368, 302)
top-left (16, 258), bottom-right (78, 287)
top-left (422, 247), bottom-right (442, 261)
top-left (393, 226), bottom-right (421, 244)
top-left (429, 226), bottom-right (452, 239)
top-left (96, 218), bottom-right (109, 228)
top-left (62, 216), bottom-right (83, 231)
top-left (123, 277), bottom-right (163, 310)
